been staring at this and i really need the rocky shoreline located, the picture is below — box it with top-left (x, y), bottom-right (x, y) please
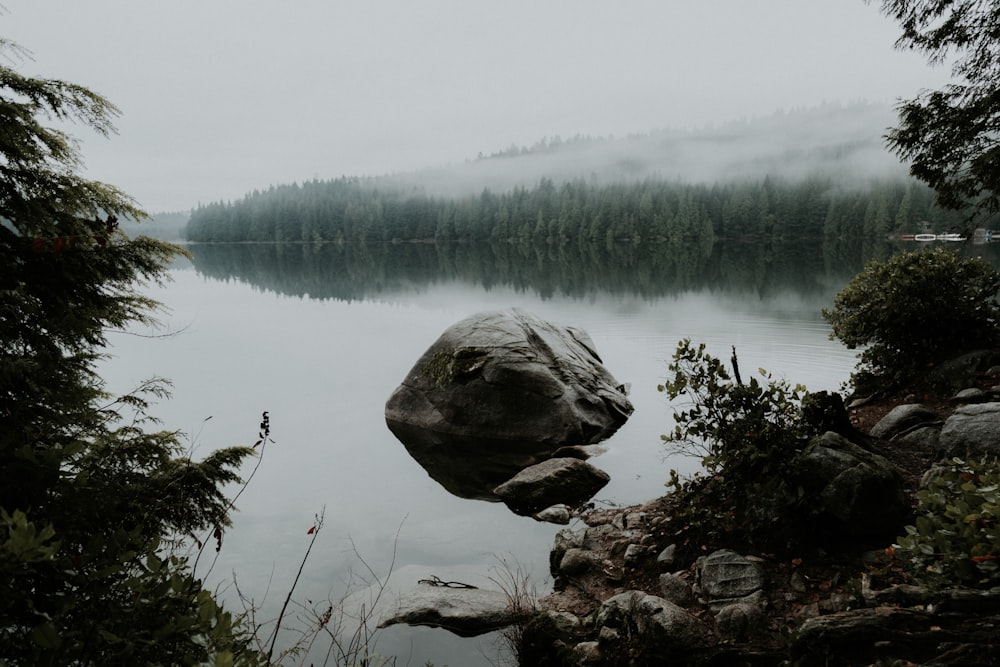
top-left (379, 307), bottom-right (1000, 664)
top-left (525, 383), bottom-right (1000, 666)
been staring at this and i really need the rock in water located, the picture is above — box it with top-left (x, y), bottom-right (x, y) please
top-left (493, 458), bottom-right (610, 515)
top-left (377, 582), bottom-right (519, 637)
top-left (385, 307), bottom-right (633, 454)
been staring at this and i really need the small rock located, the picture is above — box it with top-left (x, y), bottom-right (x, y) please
top-left (597, 625), bottom-right (620, 645)
top-left (533, 505), bottom-right (571, 524)
top-left (544, 610), bottom-right (581, 636)
top-left (550, 527), bottom-right (586, 574)
top-left (572, 641), bottom-right (603, 664)
top-left (559, 548), bottom-right (594, 576)
top-left (609, 538), bottom-right (632, 558)
top-left (715, 592), bottom-right (767, 640)
top-left (602, 561), bottom-right (624, 584)
top-left (656, 544), bottom-right (677, 570)
top-left (624, 543), bottom-right (648, 564)
top-left (789, 571), bottom-right (808, 593)
top-left (659, 573), bottom-right (695, 606)
top-left (952, 387), bottom-right (991, 404)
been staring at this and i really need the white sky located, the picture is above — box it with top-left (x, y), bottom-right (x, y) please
top-left (4, 1), bottom-right (951, 212)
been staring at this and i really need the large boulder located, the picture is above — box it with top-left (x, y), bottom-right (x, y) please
top-left (385, 308), bottom-right (632, 448)
top-left (791, 431), bottom-right (910, 545)
top-left (939, 402), bottom-right (1000, 457)
top-left (385, 308), bottom-right (633, 500)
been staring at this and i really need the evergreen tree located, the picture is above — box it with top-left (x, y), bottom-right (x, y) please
top-left (879, 0), bottom-right (1000, 218)
top-left (0, 41), bottom-right (259, 665)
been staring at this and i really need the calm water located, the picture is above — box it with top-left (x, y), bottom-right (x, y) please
top-left (100, 246), bottom-right (859, 665)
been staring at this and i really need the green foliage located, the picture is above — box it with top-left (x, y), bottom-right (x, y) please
top-left (879, 0), bottom-right (1000, 218)
top-left (895, 458), bottom-right (1000, 589)
top-left (0, 41), bottom-right (261, 665)
top-left (822, 247), bottom-right (1000, 394)
top-left (658, 339), bottom-right (813, 549)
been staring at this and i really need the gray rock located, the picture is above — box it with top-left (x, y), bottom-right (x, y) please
top-left (559, 548), bottom-right (594, 576)
top-left (378, 582), bottom-right (520, 637)
top-left (894, 425), bottom-right (940, 450)
top-left (940, 402), bottom-right (1000, 457)
top-left (385, 307), bottom-right (633, 449)
top-left (792, 431), bottom-right (909, 543)
top-left (533, 504), bottom-right (571, 524)
top-left (656, 544), bottom-right (678, 570)
top-left (623, 543), bottom-right (649, 564)
top-left (952, 387), bottom-right (992, 404)
top-left (698, 549), bottom-right (764, 601)
top-left (714, 590), bottom-right (767, 640)
top-left (572, 641), bottom-right (603, 664)
top-left (658, 573), bottom-right (695, 606)
top-left (928, 349), bottom-right (1000, 390)
top-left (597, 625), bottom-right (620, 645)
top-left (493, 457), bottom-right (610, 515)
top-left (870, 404), bottom-right (943, 440)
top-left (584, 523), bottom-right (619, 545)
top-left (550, 527), bottom-right (587, 573)
top-left (544, 610), bottom-right (581, 636)
top-left (596, 591), bottom-right (711, 654)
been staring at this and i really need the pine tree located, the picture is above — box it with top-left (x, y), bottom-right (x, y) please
top-left (0, 40), bottom-right (259, 665)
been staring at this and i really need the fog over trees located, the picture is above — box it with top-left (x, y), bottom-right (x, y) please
top-left (185, 103), bottom-right (967, 246)
top-left (186, 103), bottom-right (962, 246)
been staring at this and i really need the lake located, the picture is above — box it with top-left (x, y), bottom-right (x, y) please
top-left (100, 241), bottom-right (865, 665)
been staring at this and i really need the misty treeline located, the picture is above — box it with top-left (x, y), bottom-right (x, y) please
top-left (184, 175), bottom-right (966, 246)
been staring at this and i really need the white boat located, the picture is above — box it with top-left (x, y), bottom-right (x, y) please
top-left (913, 233), bottom-right (967, 242)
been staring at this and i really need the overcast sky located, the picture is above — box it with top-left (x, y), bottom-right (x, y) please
top-left (4, 1), bottom-right (951, 212)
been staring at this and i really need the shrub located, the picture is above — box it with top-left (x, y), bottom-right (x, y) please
top-left (895, 457), bottom-right (1000, 589)
top-left (823, 247), bottom-right (1000, 395)
top-left (658, 339), bottom-right (813, 550)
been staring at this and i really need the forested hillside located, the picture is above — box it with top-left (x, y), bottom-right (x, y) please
top-left (185, 175), bottom-right (964, 245)
top-left (185, 104), bottom-right (968, 245)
